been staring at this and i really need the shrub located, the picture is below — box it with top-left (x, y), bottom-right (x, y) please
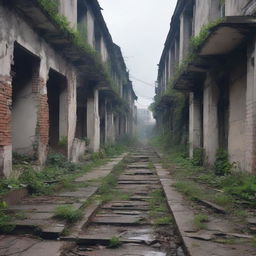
top-left (214, 149), bottom-right (232, 176)
top-left (192, 148), bottom-right (204, 166)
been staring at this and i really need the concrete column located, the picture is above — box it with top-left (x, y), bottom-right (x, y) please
top-left (245, 39), bottom-right (256, 173)
top-left (203, 74), bottom-right (219, 165)
top-left (189, 92), bottom-right (202, 158)
top-left (0, 41), bottom-right (13, 177)
top-left (179, 11), bottom-right (192, 62)
top-left (105, 102), bottom-right (115, 144)
top-left (87, 89), bottom-right (100, 152)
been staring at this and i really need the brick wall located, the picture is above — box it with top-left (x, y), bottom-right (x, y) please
top-left (37, 78), bottom-right (49, 146)
top-left (0, 75), bottom-right (12, 146)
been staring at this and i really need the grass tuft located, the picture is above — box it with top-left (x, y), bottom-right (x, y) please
top-left (54, 205), bottom-right (82, 223)
top-left (193, 214), bottom-right (209, 230)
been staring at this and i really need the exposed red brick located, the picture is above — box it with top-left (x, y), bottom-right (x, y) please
top-left (37, 78), bottom-right (49, 146)
top-left (0, 76), bottom-right (12, 146)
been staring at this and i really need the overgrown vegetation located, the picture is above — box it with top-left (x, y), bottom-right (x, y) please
top-left (0, 137), bottom-right (133, 197)
top-left (96, 159), bottom-right (128, 203)
top-left (152, 135), bottom-right (256, 227)
top-left (37, 0), bottom-right (127, 106)
top-left (193, 214), bottom-right (209, 230)
top-left (54, 205), bottom-right (82, 223)
top-left (108, 236), bottom-right (122, 248)
top-left (148, 189), bottom-right (173, 226)
top-left (214, 149), bottom-right (232, 176)
top-left (151, 19), bottom-right (223, 119)
top-left (0, 201), bottom-right (15, 233)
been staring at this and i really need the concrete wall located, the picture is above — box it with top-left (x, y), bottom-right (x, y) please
top-left (0, 4), bottom-right (77, 176)
top-left (228, 62), bottom-right (247, 170)
top-left (58, 0), bottom-right (77, 28)
top-left (100, 38), bottom-right (108, 62)
top-left (87, 9), bottom-right (95, 47)
top-left (194, 0), bottom-right (221, 36)
top-left (225, 0), bottom-right (252, 16)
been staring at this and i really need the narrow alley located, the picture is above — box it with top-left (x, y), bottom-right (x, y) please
top-left (0, 0), bottom-right (256, 255)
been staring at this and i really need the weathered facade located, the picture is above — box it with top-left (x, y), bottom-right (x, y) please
top-left (0, 0), bottom-right (137, 177)
top-left (155, 0), bottom-right (256, 172)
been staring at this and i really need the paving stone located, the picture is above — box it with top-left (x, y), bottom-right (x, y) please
top-left (72, 243), bottom-right (167, 256)
top-left (0, 235), bottom-right (64, 256)
top-left (92, 215), bottom-right (144, 225)
top-left (57, 186), bottom-right (97, 198)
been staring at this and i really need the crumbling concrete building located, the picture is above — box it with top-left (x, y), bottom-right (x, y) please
top-left (0, 0), bottom-right (137, 177)
top-left (155, 0), bottom-right (256, 172)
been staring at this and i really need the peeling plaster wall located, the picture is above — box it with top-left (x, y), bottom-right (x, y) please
top-left (87, 10), bottom-right (95, 47)
top-left (225, 0), bottom-right (252, 16)
top-left (58, 0), bottom-right (77, 28)
top-left (0, 5), bottom-right (77, 176)
top-left (194, 0), bottom-right (221, 36)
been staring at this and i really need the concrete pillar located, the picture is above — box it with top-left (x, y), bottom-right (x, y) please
top-left (179, 11), bottom-right (192, 62)
top-left (0, 41), bottom-right (13, 177)
top-left (87, 89), bottom-right (100, 152)
top-left (203, 74), bottom-right (219, 165)
top-left (105, 102), bottom-right (115, 144)
top-left (245, 39), bottom-right (256, 173)
top-left (189, 92), bottom-right (202, 158)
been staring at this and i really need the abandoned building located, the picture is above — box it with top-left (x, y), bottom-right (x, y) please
top-left (154, 0), bottom-right (256, 173)
top-left (0, 0), bottom-right (137, 177)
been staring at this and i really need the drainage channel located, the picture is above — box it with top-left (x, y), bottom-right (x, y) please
top-left (62, 147), bottom-right (186, 256)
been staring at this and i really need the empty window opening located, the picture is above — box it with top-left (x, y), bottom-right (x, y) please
top-left (75, 87), bottom-right (87, 139)
top-left (46, 69), bottom-right (68, 154)
top-left (11, 43), bottom-right (40, 157)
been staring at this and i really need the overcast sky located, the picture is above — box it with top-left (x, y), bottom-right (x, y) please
top-left (98, 0), bottom-right (177, 109)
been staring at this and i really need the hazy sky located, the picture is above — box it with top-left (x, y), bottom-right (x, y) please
top-left (98, 0), bottom-right (177, 109)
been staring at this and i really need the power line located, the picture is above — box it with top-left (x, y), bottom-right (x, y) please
top-left (130, 75), bottom-right (155, 87)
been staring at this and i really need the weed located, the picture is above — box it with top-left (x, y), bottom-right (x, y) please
top-left (192, 148), bottom-right (204, 166)
top-left (174, 181), bottom-right (201, 200)
top-left (59, 136), bottom-right (68, 146)
top-left (155, 216), bottom-right (173, 225)
top-left (213, 193), bottom-right (232, 206)
top-left (54, 205), bottom-right (82, 223)
top-left (214, 149), bottom-right (232, 176)
top-left (97, 160), bottom-right (127, 203)
top-left (0, 201), bottom-right (15, 233)
top-left (193, 214), bottom-right (209, 230)
top-left (14, 211), bottom-right (27, 220)
top-left (148, 189), bottom-right (172, 226)
top-left (148, 162), bottom-right (155, 170)
top-left (109, 236), bottom-right (122, 248)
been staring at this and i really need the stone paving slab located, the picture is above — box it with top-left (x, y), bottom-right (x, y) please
top-left (0, 235), bottom-right (64, 256)
top-left (57, 186), bottom-right (97, 198)
top-left (92, 215), bottom-right (144, 225)
top-left (75, 244), bottom-right (167, 256)
top-left (4, 153), bottom-right (128, 239)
